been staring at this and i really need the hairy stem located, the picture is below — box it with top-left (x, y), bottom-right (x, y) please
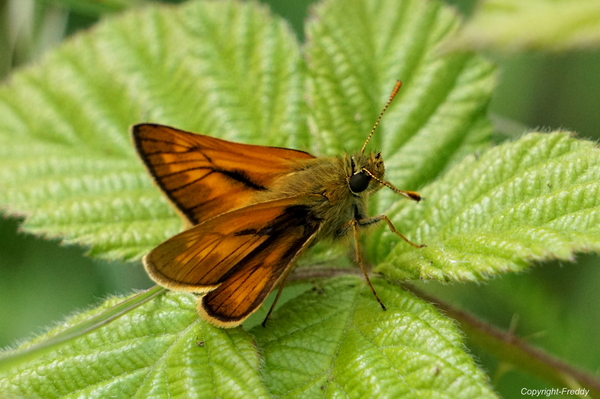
top-left (404, 284), bottom-right (600, 396)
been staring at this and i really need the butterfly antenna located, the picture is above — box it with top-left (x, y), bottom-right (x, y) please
top-left (362, 168), bottom-right (421, 202)
top-left (361, 80), bottom-right (403, 153)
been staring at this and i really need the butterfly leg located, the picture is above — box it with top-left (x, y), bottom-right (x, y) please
top-left (357, 214), bottom-right (425, 248)
top-left (350, 220), bottom-right (387, 311)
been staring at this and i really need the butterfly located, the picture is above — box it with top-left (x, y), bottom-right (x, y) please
top-left (132, 81), bottom-right (423, 328)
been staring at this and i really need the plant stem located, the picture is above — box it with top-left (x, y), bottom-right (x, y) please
top-left (404, 284), bottom-right (600, 397)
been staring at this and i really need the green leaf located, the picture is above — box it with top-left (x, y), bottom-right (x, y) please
top-left (0, 292), bottom-right (271, 398)
top-left (0, 279), bottom-right (496, 398)
top-left (0, 0), bottom-right (495, 261)
top-left (444, 0), bottom-right (600, 53)
top-left (0, 0), bottom-right (305, 260)
top-left (0, 286), bottom-right (164, 374)
top-left (377, 132), bottom-right (600, 281)
top-left (305, 0), bottom-right (496, 209)
top-left (251, 277), bottom-right (496, 398)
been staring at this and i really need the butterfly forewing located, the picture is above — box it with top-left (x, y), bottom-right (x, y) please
top-left (143, 195), bottom-right (324, 326)
top-left (132, 124), bottom-right (315, 225)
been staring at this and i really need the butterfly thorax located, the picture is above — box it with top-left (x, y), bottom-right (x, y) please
top-left (253, 151), bottom-right (386, 241)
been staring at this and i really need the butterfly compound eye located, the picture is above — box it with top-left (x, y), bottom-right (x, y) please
top-left (349, 171), bottom-right (370, 193)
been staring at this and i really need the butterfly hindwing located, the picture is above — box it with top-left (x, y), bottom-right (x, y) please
top-left (132, 124), bottom-right (315, 225)
top-left (143, 195), bottom-right (325, 326)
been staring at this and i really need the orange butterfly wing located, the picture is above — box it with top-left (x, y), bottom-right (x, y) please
top-left (143, 195), bottom-right (325, 327)
top-left (132, 124), bottom-right (315, 225)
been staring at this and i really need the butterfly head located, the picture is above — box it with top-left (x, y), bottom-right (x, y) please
top-left (347, 152), bottom-right (385, 195)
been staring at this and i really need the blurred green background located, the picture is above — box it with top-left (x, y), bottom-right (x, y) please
top-left (1, 0), bottom-right (599, 397)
